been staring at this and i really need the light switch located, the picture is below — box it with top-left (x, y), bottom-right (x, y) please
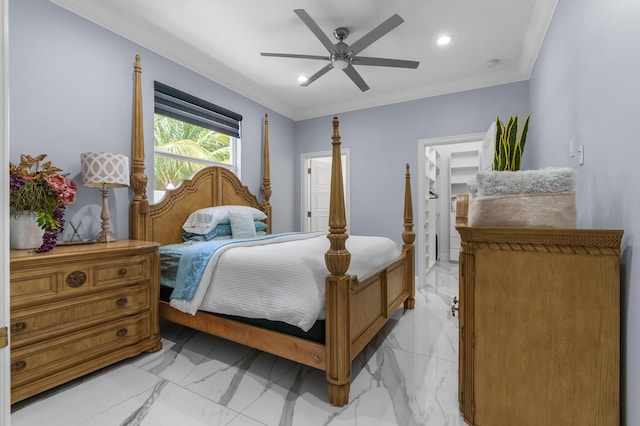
top-left (569, 138), bottom-right (575, 158)
top-left (577, 145), bottom-right (584, 165)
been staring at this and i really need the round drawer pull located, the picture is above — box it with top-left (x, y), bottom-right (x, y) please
top-left (66, 271), bottom-right (87, 288)
top-left (116, 297), bottom-right (128, 307)
top-left (116, 328), bottom-right (128, 337)
top-left (11, 322), bottom-right (27, 333)
top-left (118, 268), bottom-right (127, 276)
top-left (11, 360), bottom-right (26, 373)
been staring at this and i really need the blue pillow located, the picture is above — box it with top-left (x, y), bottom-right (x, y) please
top-left (255, 221), bottom-right (268, 232)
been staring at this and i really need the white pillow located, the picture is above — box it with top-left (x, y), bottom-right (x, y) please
top-left (182, 205), bottom-right (267, 235)
top-left (229, 210), bottom-right (257, 238)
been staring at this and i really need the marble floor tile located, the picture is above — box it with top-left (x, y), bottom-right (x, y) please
top-left (11, 364), bottom-right (245, 426)
top-left (11, 261), bottom-right (465, 426)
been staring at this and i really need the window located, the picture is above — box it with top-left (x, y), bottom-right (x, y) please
top-left (153, 81), bottom-right (242, 201)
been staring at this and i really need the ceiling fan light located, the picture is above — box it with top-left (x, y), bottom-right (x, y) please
top-left (297, 75), bottom-right (309, 83)
top-left (332, 58), bottom-right (349, 70)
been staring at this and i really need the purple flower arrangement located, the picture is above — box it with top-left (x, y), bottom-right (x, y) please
top-left (9, 154), bottom-right (77, 252)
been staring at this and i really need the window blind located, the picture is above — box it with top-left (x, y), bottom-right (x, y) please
top-left (154, 81), bottom-right (242, 138)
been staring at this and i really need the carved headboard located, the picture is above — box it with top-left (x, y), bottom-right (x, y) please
top-left (128, 55), bottom-right (272, 245)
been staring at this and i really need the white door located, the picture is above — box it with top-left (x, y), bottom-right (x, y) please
top-left (301, 151), bottom-right (350, 233)
top-left (1, 0), bottom-right (11, 424)
top-left (309, 158), bottom-right (331, 232)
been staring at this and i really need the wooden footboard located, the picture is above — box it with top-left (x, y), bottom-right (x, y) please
top-left (128, 55), bottom-right (414, 406)
top-left (324, 246), bottom-right (413, 405)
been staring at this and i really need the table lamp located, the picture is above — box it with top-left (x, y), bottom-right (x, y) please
top-left (80, 152), bottom-right (129, 242)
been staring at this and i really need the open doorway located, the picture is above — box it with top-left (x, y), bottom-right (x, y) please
top-left (416, 133), bottom-right (485, 288)
top-left (301, 150), bottom-right (350, 233)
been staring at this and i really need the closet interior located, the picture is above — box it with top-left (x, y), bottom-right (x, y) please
top-left (422, 140), bottom-right (481, 275)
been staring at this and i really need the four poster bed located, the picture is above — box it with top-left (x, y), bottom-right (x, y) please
top-left (128, 55), bottom-right (415, 405)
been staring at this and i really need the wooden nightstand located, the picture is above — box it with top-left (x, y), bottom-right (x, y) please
top-left (9, 240), bottom-right (162, 403)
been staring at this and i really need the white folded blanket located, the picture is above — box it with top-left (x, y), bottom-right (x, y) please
top-left (469, 167), bottom-right (576, 197)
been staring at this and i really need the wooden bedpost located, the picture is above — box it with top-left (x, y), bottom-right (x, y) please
top-left (129, 54), bottom-right (149, 240)
top-left (324, 116), bottom-right (352, 406)
top-left (403, 164), bottom-right (416, 309)
top-left (261, 113), bottom-right (272, 232)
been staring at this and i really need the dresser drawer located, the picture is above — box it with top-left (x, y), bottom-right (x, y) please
top-left (10, 284), bottom-right (150, 348)
top-left (10, 254), bottom-right (152, 307)
top-left (9, 271), bottom-right (58, 302)
top-left (10, 313), bottom-right (151, 389)
top-left (94, 256), bottom-right (148, 286)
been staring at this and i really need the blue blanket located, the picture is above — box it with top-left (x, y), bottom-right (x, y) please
top-left (159, 233), bottom-right (301, 301)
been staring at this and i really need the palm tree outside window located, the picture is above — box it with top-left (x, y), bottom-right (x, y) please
top-left (153, 82), bottom-right (242, 202)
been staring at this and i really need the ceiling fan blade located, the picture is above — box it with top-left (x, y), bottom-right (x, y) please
top-left (300, 63), bottom-right (333, 87)
top-left (348, 14), bottom-right (404, 56)
top-left (293, 9), bottom-right (335, 52)
top-left (353, 56), bottom-right (420, 69)
top-left (342, 64), bottom-right (370, 92)
top-left (261, 53), bottom-right (330, 61)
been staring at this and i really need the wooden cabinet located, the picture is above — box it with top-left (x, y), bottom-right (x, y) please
top-left (9, 240), bottom-right (161, 403)
top-left (455, 195), bottom-right (622, 426)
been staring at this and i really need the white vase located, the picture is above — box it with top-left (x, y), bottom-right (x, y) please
top-left (10, 211), bottom-right (44, 250)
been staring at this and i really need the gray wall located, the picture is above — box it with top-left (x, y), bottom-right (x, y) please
top-left (295, 82), bottom-right (529, 245)
top-left (528, 0), bottom-right (640, 423)
top-left (9, 0), bottom-right (297, 239)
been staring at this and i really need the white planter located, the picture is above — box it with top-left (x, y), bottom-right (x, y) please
top-left (10, 211), bottom-right (44, 250)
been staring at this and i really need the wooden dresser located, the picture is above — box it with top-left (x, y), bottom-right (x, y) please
top-left (9, 240), bottom-right (161, 403)
top-left (454, 195), bottom-right (622, 426)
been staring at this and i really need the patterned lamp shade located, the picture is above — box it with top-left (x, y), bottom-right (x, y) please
top-left (81, 152), bottom-right (130, 188)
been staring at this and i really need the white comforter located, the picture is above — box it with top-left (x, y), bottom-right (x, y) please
top-left (170, 232), bottom-right (401, 331)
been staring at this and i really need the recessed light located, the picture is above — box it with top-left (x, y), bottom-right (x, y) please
top-left (436, 34), bottom-right (453, 46)
top-left (297, 75), bottom-right (309, 83)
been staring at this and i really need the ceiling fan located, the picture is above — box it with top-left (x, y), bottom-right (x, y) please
top-left (260, 9), bottom-right (420, 92)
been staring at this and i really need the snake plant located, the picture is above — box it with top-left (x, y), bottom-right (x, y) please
top-left (493, 115), bottom-right (530, 171)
